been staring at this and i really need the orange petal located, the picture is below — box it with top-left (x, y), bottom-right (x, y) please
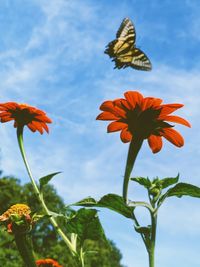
top-left (159, 104), bottom-right (183, 117)
top-left (99, 100), bottom-right (126, 118)
top-left (99, 101), bottom-right (115, 111)
top-left (164, 115), bottom-right (191, 127)
top-left (96, 111), bottom-right (119, 121)
top-left (152, 98), bottom-right (163, 107)
top-left (27, 123), bottom-right (37, 132)
top-left (148, 135), bottom-right (163, 153)
top-left (115, 98), bottom-right (131, 110)
top-left (0, 116), bottom-right (13, 122)
top-left (0, 111), bottom-right (12, 117)
top-left (107, 121), bottom-right (127, 132)
top-left (35, 114), bottom-right (52, 123)
top-left (162, 128), bottom-right (184, 147)
top-left (44, 116), bottom-right (52, 123)
top-left (141, 97), bottom-right (162, 111)
top-left (31, 121), bottom-right (44, 134)
top-left (40, 122), bottom-right (49, 133)
top-left (0, 102), bottom-right (18, 110)
top-left (120, 128), bottom-right (132, 143)
top-left (124, 91), bottom-right (143, 109)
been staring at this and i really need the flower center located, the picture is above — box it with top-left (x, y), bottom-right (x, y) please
top-left (126, 107), bottom-right (162, 139)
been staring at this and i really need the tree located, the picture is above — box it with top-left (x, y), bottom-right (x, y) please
top-left (0, 175), bottom-right (125, 267)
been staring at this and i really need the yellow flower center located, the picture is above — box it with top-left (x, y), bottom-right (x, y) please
top-left (0, 204), bottom-right (31, 221)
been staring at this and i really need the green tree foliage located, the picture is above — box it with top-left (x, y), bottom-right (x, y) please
top-left (0, 175), bottom-right (125, 267)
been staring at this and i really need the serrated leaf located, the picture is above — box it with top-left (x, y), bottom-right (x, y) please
top-left (73, 194), bottom-right (134, 219)
top-left (131, 177), bottom-right (151, 188)
top-left (159, 175), bottom-right (179, 189)
top-left (67, 208), bottom-right (105, 245)
top-left (159, 182), bottom-right (200, 204)
top-left (39, 172), bottom-right (61, 191)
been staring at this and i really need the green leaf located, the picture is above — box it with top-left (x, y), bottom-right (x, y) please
top-left (159, 174), bottom-right (179, 189)
top-left (131, 177), bottom-right (151, 188)
top-left (73, 194), bottom-right (134, 219)
top-left (159, 182), bottom-right (200, 204)
top-left (39, 172), bottom-right (61, 191)
top-left (74, 197), bottom-right (97, 206)
top-left (98, 194), bottom-right (134, 219)
top-left (67, 208), bottom-right (105, 245)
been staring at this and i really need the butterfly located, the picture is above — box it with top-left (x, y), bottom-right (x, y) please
top-left (104, 18), bottom-right (152, 71)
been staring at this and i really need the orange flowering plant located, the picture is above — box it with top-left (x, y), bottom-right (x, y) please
top-left (0, 103), bottom-right (106, 267)
top-left (0, 94), bottom-right (199, 267)
top-left (0, 97), bottom-right (199, 267)
top-left (72, 90), bottom-right (200, 267)
top-left (96, 90), bottom-right (191, 201)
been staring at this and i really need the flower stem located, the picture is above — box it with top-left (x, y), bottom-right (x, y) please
top-left (14, 231), bottom-right (37, 267)
top-left (16, 127), bottom-right (76, 256)
top-left (148, 248), bottom-right (155, 267)
top-left (123, 137), bottom-right (143, 203)
top-left (148, 209), bottom-right (157, 267)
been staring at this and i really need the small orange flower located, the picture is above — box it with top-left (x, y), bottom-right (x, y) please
top-left (0, 102), bottom-right (52, 134)
top-left (96, 91), bottom-right (191, 153)
top-left (36, 259), bottom-right (62, 267)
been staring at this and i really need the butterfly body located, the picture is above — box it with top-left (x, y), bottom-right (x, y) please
top-left (105, 18), bottom-right (152, 71)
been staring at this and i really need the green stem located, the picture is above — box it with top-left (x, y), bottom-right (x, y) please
top-left (148, 211), bottom-right (157, 267)
top-left (79, 247), bottom-right (85, 267)
top-left (148, 248), bottom-right (155, 267)
top-left (16, 127), bottom-right (76, 256)
top-left (123, 137), bottom-right (143, 203)
top-left (14, 232), bottom-right (37, 267)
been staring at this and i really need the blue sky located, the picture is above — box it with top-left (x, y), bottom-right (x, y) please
top-left (0, 0), bottom-right (200, 266)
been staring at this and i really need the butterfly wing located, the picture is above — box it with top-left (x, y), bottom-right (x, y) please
top-left (105, 18), bottom-right (152, 71)
top-left (105, 18), bottom-right (135, 58)
top-left (116, 18), bottom-right (136, 43)
top-left (114, 48), bottom-right (152, 70)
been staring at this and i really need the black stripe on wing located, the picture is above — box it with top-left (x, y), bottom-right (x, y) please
top-left (116, 18), bottom-right (136, 44)
top-left (104, 39), bottom-right (132, 57)
top-left (113, 48), bottom-right (152, 71)
top-left (130, 48), bottom-right (152, 71)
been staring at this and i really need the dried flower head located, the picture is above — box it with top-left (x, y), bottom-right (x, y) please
top-left (0, 204), bottom-right (31, 222)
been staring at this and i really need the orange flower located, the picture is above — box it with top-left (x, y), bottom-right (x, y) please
top-left (36, 259), bottom-right (62, 267)
top-left (96, 91), bottom-right (191, 153)
top-left (0, 102), bottom-right (52, 134)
